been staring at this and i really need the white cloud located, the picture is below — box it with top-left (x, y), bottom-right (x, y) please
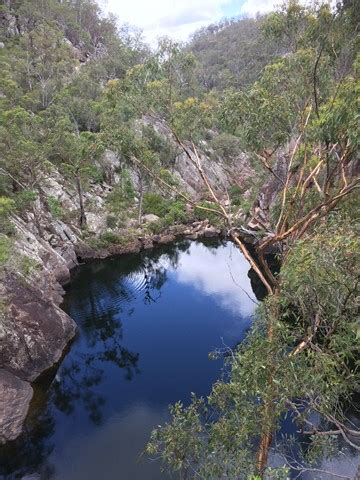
top-left (102, 0), bottom-right (335, 45)
top-left (175, 242), bottom-right (256, 319)
top-left (102, 0), bottom-right (234, 45)
top-left (239, 0), bottom-right (281, 16)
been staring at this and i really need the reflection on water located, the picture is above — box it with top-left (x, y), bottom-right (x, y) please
top-left (175, 241), bottom-right (256, 317)
top-left (0, 239), bottom-right (256, 480)
top-left (52, 405), bottom-right (171, 480)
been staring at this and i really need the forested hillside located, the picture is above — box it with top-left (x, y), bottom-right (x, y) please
top-left (188, 16), bottom-right (283, 90)
top-left (0, 0), bottom-right (359, 478)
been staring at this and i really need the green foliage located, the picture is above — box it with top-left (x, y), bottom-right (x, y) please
top-left (142, 193), bottom-right (168, 217)
top-left (142, 125), bottom-right (178, 167)
top-left (19, 255), bottom-right (39, 276)
top-left (228, 185), bottom-right (243, 206)
top-left (194, 201), bottom-right (222, 225)
top-left (228, 183), bottom-right (258, 218)
top-left (14, 189), bottom-right (37, 213)
top-left (0, 236), bottom-right (12, 266)
top-left (172, 96), bottom-right (214, 141)
top-left (0, 107), bottom-right (46, 187)
top-left (87, 230), bottom-right (133, 250)
top-left (189, 16), bottom-right (282, 91)
top-left (106, 170), bottom-right (135, 224)
top-left (143, 193), bottom-right (187, 224)
top-left (146, 200), bottom-right (188, 233)
top-left (312, 60), bottom-right (360, 147)
top-left (0, 196), bottom-right (15, 235)
top-left (47, 196), bottom-right (64, 219)
top-left (106, 215), bottom-right (117, 229)
top-left (165, 201), bottom-right (188, 224)
top-left (99, 231), bottom-right (123, 245)
top-left (209, 133), bottom-right (241, 161)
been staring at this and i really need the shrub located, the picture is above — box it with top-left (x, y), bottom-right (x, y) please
top-left (165, 201), bottom-right (188, 224)
top-left (47, 196), bottom-right (64, 219)
top-left (0, 196), bottom-right (15, 235)
top-left (106, 215), bottom-right (117, 229)
top-left (229, 185), bottom-right (243, 206)
top-left (142, 125), bottom-right (178, 166)
top-left (99, 231), bottom-right (123, 245)
top-left (19, 255), bottom-right (39, 276)
top-left (147, 218), bottom-right (168, 234)
top-left (106, 176), bottom-right (134, 215)
top-left (0, 236), bottom-right (11, 266)
top-left (194, 201), bottom-right (222, 225)
top-left (14, 189), bottom-right (37, 212)
top-left (143, 192), bottom-right (169, 217)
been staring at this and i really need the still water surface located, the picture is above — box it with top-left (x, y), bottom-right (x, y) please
top-left (0, 240), bottom-right (256, 480)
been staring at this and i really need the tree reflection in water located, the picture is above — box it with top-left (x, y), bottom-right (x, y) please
top-left (0, 241), bottom-right (191, 479)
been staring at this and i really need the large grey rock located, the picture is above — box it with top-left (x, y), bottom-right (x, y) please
top-left (204, 226), bottom-right (220, 238)
top-left (86, 212), bottom-right (107, 234)
top-left (142, 214), bottom-right (160, 223)
top-left (97, 150), bottom-right (121, 184)
top-left (156, 234), bottom-right (176, 245)
top-left (0, 274), bottom-right (76, 382)
top-left (141, 115), bottom-right (254, 199)
top-left (0, 369), bottom-right (33, 444)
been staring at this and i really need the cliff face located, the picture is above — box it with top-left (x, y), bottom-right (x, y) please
top-left (0, 125), bottom-right (255, 444)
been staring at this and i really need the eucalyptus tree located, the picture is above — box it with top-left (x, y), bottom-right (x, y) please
top-left (45, 110), bottom-right (102, 227)
top-left (145, 1), bottom-right (360, 477)
top-left (0, 107), bottom-right (46, 191)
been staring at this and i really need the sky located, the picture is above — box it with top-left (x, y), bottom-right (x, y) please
top-left (101, 0), bottom-right (282, 45)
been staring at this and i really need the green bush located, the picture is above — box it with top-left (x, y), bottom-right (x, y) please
top-left (19, 255), bottom-right (39, 276)
top-left (0, 236), bottom-right (11, 266)
top-left (106, 215), bottom-right (117, 229)
top-left (148, 218), bottom-right (169, 234)
top-left (229, 185), bottom-right (243, 206)
top-left (47, 196), bottom-right (64, 219)
top-left (165, 201), bottom-right (188, 224)
top-left (106, 178), bottom-right (134, 215)
top-left (87, 231), bottom-right (126, 249)
top-left (14, 189), bottom-right (37, 212)
top-left (194, 201), bottom-right (222, 224)
top-left (99, 231), bottom-right (123, 245)
top-left (146, 201), bottom-right (189, 234)
top-left (0, 196), bottom-right (15, 235)
top-left (143, 195), bottom-right (188, 226)
top-left (142, 125), bottom-right (178, 166)
top-left (143, 192), bottom-right (169, 217)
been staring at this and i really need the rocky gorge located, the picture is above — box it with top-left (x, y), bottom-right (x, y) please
top-left (1, 122), bottom-right (281, 445)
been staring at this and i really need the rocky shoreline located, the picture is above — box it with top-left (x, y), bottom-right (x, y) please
top-left (0, 219), bottom-right (224, 444)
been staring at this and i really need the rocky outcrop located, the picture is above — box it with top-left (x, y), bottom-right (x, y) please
top-left (142, 214), bottom-right (160, 223)
top-left (1, 274), bottom-right (76, 383)
top-left (0, 370), bottom-right (33, 445)
top-left (142, 115), bottom-right (253, 200)
top-left (0, 212), bottom-right (79, 443)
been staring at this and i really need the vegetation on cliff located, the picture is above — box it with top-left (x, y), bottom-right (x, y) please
top-left (0, 0), bottom-right (359, 477)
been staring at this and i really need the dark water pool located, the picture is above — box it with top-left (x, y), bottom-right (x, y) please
top-left (0, 239), bottom-right (257, 480)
